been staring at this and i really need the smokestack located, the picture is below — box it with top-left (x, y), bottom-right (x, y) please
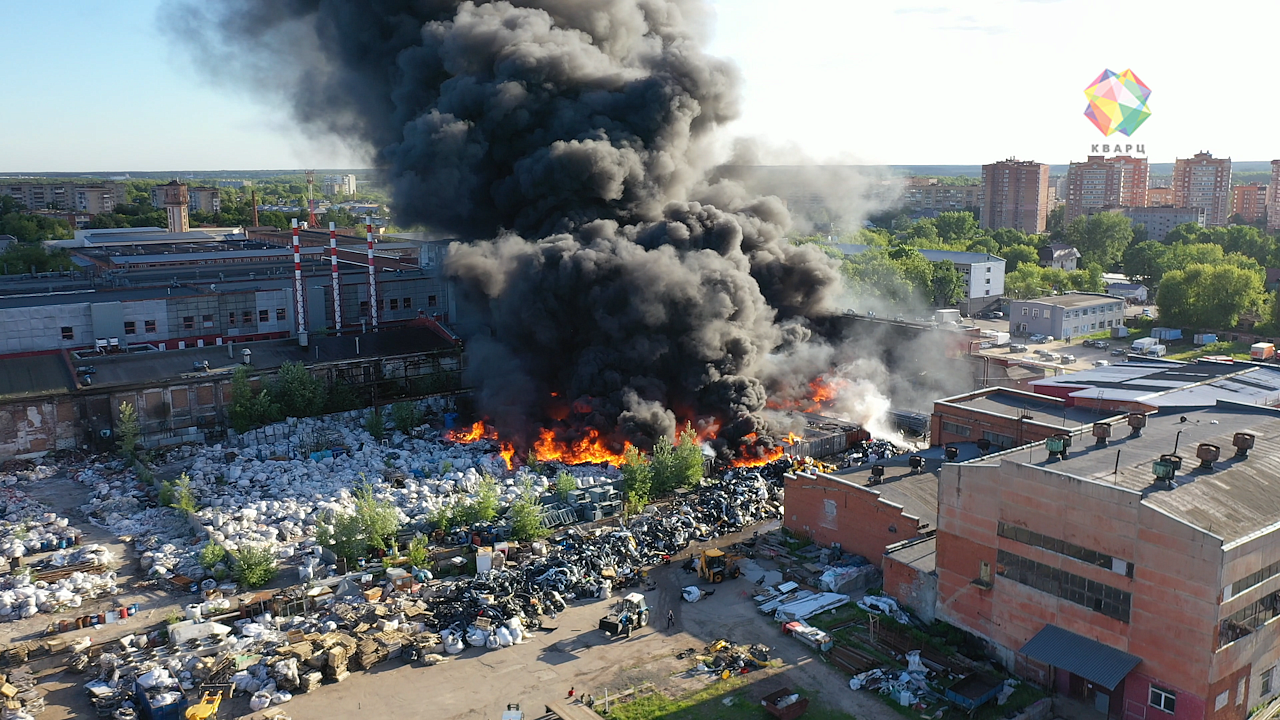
top-left (329, 221), bottom-right (341, 334)
top-left (366, 215), bottom-right (378, 330)
top-left (292, 218), bottom-right (308, 347)
top-left (250, 188), bottom-right (258, 227)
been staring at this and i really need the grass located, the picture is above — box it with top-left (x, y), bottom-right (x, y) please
top-left (1167, 340), bottom-right (1253, 362)
top-left (603, 676), bottom-right (847, 720)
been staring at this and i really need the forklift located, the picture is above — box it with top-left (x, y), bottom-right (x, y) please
top-left (185, 690), bottom-right (223, 720)
top-left (598, 592), bottom-right (651, 637)
top-left (698, 548), bottom-right (742, 584)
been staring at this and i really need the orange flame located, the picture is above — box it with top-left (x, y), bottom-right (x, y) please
top-left (729, 446), bottom-right (786, 467)
top-left (786, 432), bottom-right (801, 444)
top-left (499, 442), bottom-right (516, 471)
top-left (533, 427), bottom-right (631, 466)
top-left (447, 420), bottom-right (497, 443)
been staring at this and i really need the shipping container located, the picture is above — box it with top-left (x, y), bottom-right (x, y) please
top-left (1193, 334), bottom-right (1217, 346)
top-left (1151, 327), bottom-right (1183, 341)
top-left (1111, 326), bottom-right (1130, 338)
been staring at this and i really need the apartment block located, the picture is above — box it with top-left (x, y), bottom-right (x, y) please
top-left (150, 184), bottom-right (220, 214)
top-left (981, 159), bottom-right (1050, 234)
top-left (935, 403), bottom-right (1280, 720)
top-left (1119, 206), bottom-right (1206, 243)
top-left (1065, 156), bottom-right (1150, 225)
top-left (3, 182), bottom-right (127, 213)
top-left (902, 179), bottom-right (983, 214)
top-left (1174, 152), bottom-right (1233, 227)
top-left (1269, 161), bottom-right (1280, 232)
top-left (1231, 185), bottom-right (1268, 224)
top-left (323, 174), bottom-right (357, 196)
top-left (1148, 187), bottom-right (1174, 206)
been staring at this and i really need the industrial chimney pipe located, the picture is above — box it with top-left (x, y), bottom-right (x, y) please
top-left (291, 218), bottom-right (308, 347)
top-left (366, 215), bottom-right (379, 331)
top-left (329, 222), bottom-right (342, 334)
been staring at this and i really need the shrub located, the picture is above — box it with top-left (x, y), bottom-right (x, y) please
top-left (508, 482), bottom-right (548, 542)
top-left (170, 473), bottom-right (198, 514)
top-left (391, 402), bottom-right (420, 433)
top-left (233, 545), bottom-right (278, 589)
top-left (556, 471), bottom-right (576, 502)
top-left (116, 401), bottom-right (140, 462)
top-left (199, 542), bottom-right (227, 570)
top-left (365, 407), bottom-right (386, 440)
top-left (407, 535), bottom-right (430, 569)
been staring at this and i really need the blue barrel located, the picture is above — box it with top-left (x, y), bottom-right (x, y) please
top-left (443, 412), bottom-right (459, 429)
top-left (129, 603), bottom-right (141, 615)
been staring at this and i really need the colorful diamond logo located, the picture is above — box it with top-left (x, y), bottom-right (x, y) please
top-left (1083, 69), bottom-right (1152, 137)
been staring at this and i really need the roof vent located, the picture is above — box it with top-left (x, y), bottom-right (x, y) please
top-left (1092, 422), bottom-right (1112, 446)
top-left (944, 445), bottom-right (959, 461)
top-left (1195, 443), bottom-right (1220, 471)
top-left (1233, 432), bottom-right (1256, 458)
top-left (1152, 458), bottom-right (1176, 485)
top-left (909, 455), bottom-right (924, 472)
top-left (1127, 413), bottom-right (1147, 437)
top-left (1045, 433), bottom-right (1072, 461)
top-left (976, 438), bottom-right (991, 452)
top-left (869, 464), bottom-right (885, 486)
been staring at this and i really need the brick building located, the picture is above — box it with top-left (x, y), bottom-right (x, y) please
top-left (883, 535), bottom-right (938, 623)
top-left (931, 387), bottom-right (1128, 450)
top-left (981, 159), bottom-right (1051, 234)
top-left (1174, 152), bottom-right (1233, 227)
top-left (935, 402), bottom-right (1280, 720)
top-left (1270, 161), bottom-right (1280, 232)
top-left (1232, 185), bottom-right (1268, 224)
top-left (1064, 156), bottom-right (1149, 224)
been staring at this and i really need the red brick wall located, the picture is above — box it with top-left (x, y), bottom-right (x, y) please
top-left (783, 471), bottom-right (923, 568)
top-left (883, 542), bottom-right (938, 622)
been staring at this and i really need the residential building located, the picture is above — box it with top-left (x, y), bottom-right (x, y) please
top-left (902, 179), bottom-right (983, 214)
top-left (836, 244), bottom-right (1006, 314)
top-left (3, 182), bottom-right (127, 213)
top-left (1039, 243), bottom-right (1081, 271)
top-left (322, 174), bottom-right (358, 196)
top-left (217, 180), bottom-right (253, 188)
top-left (981, 159), bottom-right (1051, 234)
top-left (935, 402), bottom-right (1280, 720)
top-left (1106, 282), bottom-right (1149, 303)
top-left (1269, 161), bottom-right (1280, 232)
top-left (1064, 156), bottom-right (1149, 225)
top-left (1148, 187), bottom-right (1174, 206)
top-left (1009, 293), bottom-right (1126, 340)
top-left (1232, 185), bottom-right (1268, 224)
top-left (1119, 206), bottom-right (1206, 243)
top-left (0, 235), bottom-right (15, 252)
top-left (151, 184), bottom-right (220, 214)
top-left (1174, 152), bottom-right (1233, 227)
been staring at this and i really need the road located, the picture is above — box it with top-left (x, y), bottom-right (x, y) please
top-left (968, 304), bottom-right (1155, 373)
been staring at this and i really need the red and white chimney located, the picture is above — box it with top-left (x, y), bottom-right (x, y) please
top-left (366, 215), bottom-right (378, 330)
top-left (329, 222), bottom-right (342, 333)
top-left (292, 218), bottom-right (308, 346)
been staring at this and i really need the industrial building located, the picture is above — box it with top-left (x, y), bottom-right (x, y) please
top-left (1009, 293), bottom-right (1125, 340)
top-left (150, 182), bottom-right (221, 214)
top-left (935, 401), bottom-right (1280, 720)
top-left (1029, 358), bottom-right (1280, 410)
top-left (931, 387), bottom-right (1125, 451)
top-left (836, 244), bottom-right (1006, 314)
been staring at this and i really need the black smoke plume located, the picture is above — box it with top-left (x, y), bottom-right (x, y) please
top-left (173, 0), bottom-right (846, 455)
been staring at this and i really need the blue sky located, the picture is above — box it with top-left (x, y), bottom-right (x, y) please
top-left (3, 0), bottom-right (1278, 171)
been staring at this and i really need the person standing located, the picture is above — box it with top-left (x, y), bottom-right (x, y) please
top-left (667, 609), bottom-right (675, 628)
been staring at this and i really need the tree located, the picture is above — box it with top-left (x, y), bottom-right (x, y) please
top-left (1000, 245), bottom-right (1038, 273)
top-left (508, 483), bottom-right (548, 542)
top-left (320, 481), bottom-right (402, 562)
top-left (842, 250), bottom-right (912, 304)
top-left (1163, 223), bottom-right (1203, 246)
top-left (0, 244), bottom-right (75, 275)
top-left (228, 366), bottom-right (280, 433)
top-left (1121, 241), bottom-right (1167, 285)
top-left (966, 237), bottom-right (999, 255)
top-left (556, 470), bottom-right (577, 503)
top-left (934, 212), bottom-right (979, 245)
top-left (1156, 263), bottom-right (1265, 330)
top-left (116, 401), bottom-right (140, 462)
top-left (1004, 264), bottom-right (1049, 300)
top-left (1066, 263), bottom-right (1105, 293)
top-left (271, 361), bottom-right (326, 417)
top-left (391, 402), bottom-right (420, 433)
top-left (887, 245), bottom-right (933, 298)
top-left (619, 445), bottom-right (653, 512)
top-left (990, 227), bottom-right (1034, 250)
top-left (929, 260), bottom-right (964, 306)
top-left (1064, 212), bottom-right (1133, 268)
top-left (1045, 205), bottom-right (1066, 241)
top-left (475, 474), bottom-right (500, 523)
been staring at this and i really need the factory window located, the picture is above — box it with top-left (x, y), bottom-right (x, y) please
top-left (1230, 559), bottom-right (1280, 599)
top-left (428, 295), bottom-right (438, 308)
top-left (1262, 667), bottom-right (1274, 696)
top-left (60, 326), bottom-right (74, 340)
top-left (359, 301), bottom-right (369, 316)
top-left (276, 308), bottom-right (286, 321)
top-left (145, 320), bottom-right (156, 333)
top-left (379, 299), bottom-right (386, 311)
top-left (986, 266), bottom-right (992, 273)
top-left (403, 297), bottom-right (411, 310)
top-left (182, 316), bottom-right (194, 331)
top-left (259, 310), bottom-right (269, 323)
top-left (981, 430), bottom-right (1014, 448)
top-left (998, 521), bottom-right (1134, 577)
top-left (1222, 590), bottom-right (1280, 637)
top-left (390, 298), bottom-right (399, 311)
top-left (996, 549), bottom-right (1131, 623)
top-left (941, 421), bottom-right (971, 437)
top-left (1150, 686), bottom-right (1176, 714)
top-left (228, 312), bottom-right (236, 326)
top-left (242, 311), bottom-right (252, 324)
top-left (1239, 678), bottom-right (1247, 705)
top-left (124, 322), bottom-right (136, 335)
top-left (202, 314), bottom-right (213, 328)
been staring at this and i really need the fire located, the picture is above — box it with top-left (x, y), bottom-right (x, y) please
top-left (447, 420), bottom-right (497, 443)
top-left (729, 445), bottom-right (786, 467)
top-left (533, 427), bottom-right (631, 466)
top-left (499, 442), bottom-right (516, 471)
top-left (786, 432), bottom-right (801, 445)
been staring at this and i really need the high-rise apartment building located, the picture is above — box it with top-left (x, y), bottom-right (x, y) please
top-left (1173, 152), bottom-right (1232, 227)
top-left (3, 182), bottom-right (127, 214)
top-left (322, 174), bottom-right (357, 196)
top-left (902, 178), bottom-right (982, 214)
top-left (1231, 184), bottom-right (1267, 224)
top-left (1269, 161), bottom-right (1280, 231)
top-left (1147, 187), bottom-right (1174, 206)
top-left (981, 159), bottom-right (1050, 234)
top-left (1064, 156), bottom-right (1150, 225)
top-left (150, 184), bottom-right (220, 214)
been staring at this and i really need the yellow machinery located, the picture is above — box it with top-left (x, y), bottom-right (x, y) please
top-left (698, 549), bottom-right (741, 583)
top-left (185, 690), bottom-right (223, 720)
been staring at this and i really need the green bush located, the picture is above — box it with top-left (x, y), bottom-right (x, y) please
top-left (508, 482), bottom-right (548, 542)
top-left (170, 473), bottom-right (198, 514)
top-left (199, 542), bottom-right (227, 570)
top-left (233, 545), bottom-right (278, 589)
top-left (407, 535), bottom-right (430, 569)
top-left (391, 402), bottom-right (420, 433)
top-left (116, 401), bottom-right (140, 462)
top-left (365, 407), bottom-right (387, 440)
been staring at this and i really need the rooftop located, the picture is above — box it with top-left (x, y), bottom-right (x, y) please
top-left (1015, 292), bottom-right (1122, 309)
top-left (940, 388), bottom-right (1110, 428)
top-left (0, 286), bottom-right (202, 310)
top-left (0, 355), bottom-right (75, 402)
top-left (833, 244), bottom-right (1004, 266)
top-left (1031, 359), bottom-right (1280, 408)
top-left (824, 442), bottom-right (989, 532)
top-left (885, 535), bottom-right (936, 573)
top-left (997, 403), bottom-right (1280, 544)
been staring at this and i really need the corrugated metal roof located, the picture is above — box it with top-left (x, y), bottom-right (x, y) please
top-left (1019, 625), bottom-right (1140, 690)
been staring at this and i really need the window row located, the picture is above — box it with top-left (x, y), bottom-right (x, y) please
top-left (1229, 558), bottom-right (1280, 600)
top-left (998, 521), bottom-right (1134, 577)
top-left (996, 549), bottom-right (1132, 623)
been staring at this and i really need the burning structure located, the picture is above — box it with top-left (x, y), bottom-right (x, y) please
top-left (176, 0), bottom-right (957, 465)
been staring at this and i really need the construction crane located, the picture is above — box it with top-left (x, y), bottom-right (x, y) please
top-left (305, 169), bottom-right (318, 228)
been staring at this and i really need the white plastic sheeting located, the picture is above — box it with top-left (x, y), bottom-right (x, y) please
top-left (772, 592), bottom-right (849, 622)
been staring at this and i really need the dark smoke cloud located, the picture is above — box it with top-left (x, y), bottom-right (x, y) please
top-left (172, 0), bottom-right (849, 452)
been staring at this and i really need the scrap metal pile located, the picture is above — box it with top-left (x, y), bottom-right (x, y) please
top-left (682, 639), bottom-right (776, 677)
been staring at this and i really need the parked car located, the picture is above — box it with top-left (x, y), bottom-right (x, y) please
top-left (1044, 352), bottom-right (1060, 361)
top-left (1095, 341), bottom-right (1109, 350)
top-left (1093, 360), bottom-right (1110, 367)
top-left (75, 366), bottom-right (96, 375)
top-left (979, 341), bottom-right (993, 349)
top-left (1028, 334), bottom-right (1048, 343)
top-left (1111, 348), bottom-right (1126, 356)
top-left (1009, 343), bottom-right (1028, 353)
top-left (1060, 354), bottom-right (1075, 364)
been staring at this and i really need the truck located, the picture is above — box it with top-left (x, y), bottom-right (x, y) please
top-left (1252, 343), bottom-right (1276, 361)
top-left (935, 308), bottom-right (961, 325)
top-left (1144, 344), bottom-right (1167, 357)
top-left (986, 331), bottom-right (1010, 346)
top-left (1131, 337), bottom-right (1158, 354)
